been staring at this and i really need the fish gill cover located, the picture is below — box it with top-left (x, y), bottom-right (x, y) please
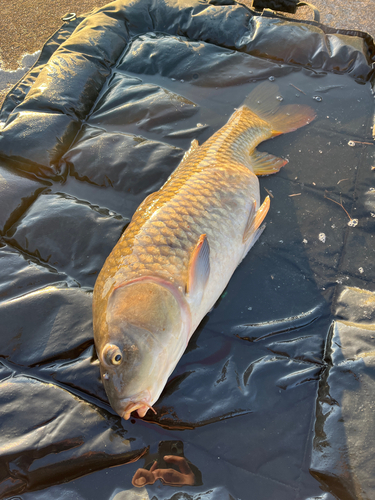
top-left (0, 0), bottom-right (374, 499)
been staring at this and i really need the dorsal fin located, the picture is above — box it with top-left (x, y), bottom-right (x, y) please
top-left (186, 234), bottom-right (210, 304)
top-left (134, 191), bottom-right (160, 214)
top-left (182, 139), bottom-right (199, 163)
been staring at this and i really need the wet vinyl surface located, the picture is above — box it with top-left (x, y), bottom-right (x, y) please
top-left (0, 1), bottom-right (375, 499)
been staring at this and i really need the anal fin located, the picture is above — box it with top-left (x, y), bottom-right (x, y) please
top-left (186, 234), bottom-right (210, 305)
top-left (251, 150), bottom-right (288, 176)
top-left (243, 196), bottom-right (270, 244)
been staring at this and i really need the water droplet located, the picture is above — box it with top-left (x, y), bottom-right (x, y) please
top-left (359, 267), bottom-right (364, 274)
top-left (348, 218), bottom-right (358, 227)
top-left (276, 95), bottom-right (283, 101)
top-left (319, 233), bottom-right (326, 243)
top-left (103, 373), bottom-right (110, 380)
top-left (268, 76), bottom-right (275, 81)
top-left (313, 95), bottom-right (322, 102)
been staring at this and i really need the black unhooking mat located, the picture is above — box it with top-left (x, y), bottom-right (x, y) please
top-left (1, 1), bottom-right (375, 499)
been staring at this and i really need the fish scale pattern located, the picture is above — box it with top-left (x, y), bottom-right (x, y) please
top-left (92, 106), bottom-right (264, 331)
top-left (96, 159), bottom-right (254, 290)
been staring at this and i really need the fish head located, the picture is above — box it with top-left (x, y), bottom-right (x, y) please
top-left (94, 279), bottom-right (190, 420)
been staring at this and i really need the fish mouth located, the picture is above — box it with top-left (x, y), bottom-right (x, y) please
top-left (119, 390), bottom-right (157, 420)
top-left (122, 401), bottom-right (157, 420)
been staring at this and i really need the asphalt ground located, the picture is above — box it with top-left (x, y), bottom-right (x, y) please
top-left (0, 0), bottom-right (374, 108)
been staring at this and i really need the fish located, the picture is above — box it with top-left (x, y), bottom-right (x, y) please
top-left (92, 81), bottom-right (315, 420)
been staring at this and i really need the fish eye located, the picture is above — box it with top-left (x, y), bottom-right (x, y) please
top-left (103, 343), bottom-right (123, 366)
top-left (113, 353), bottom-right (122, 364)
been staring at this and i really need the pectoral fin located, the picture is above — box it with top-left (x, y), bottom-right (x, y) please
top-left (251, 150), bottom-right (287, 176)
top-left (186, 234), bottom-right (210, 303)
top-left (243, 196), bottom-right (270, 244)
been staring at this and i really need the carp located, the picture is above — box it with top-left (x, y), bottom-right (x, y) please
top-left (92, 82), bottom-right (315, 420)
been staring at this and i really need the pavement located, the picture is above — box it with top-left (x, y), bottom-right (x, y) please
top-left (0, 0), bottom-right (374, 109)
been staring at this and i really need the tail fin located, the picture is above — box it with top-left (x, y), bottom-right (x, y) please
top-left (244, 81), bottom-right (316, 134)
